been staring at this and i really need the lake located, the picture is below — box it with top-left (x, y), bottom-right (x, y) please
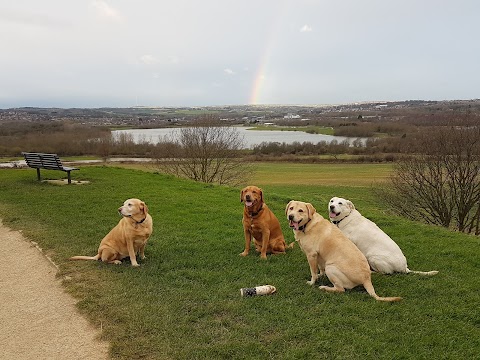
top-left (112, 127), bottom-right (360, 149)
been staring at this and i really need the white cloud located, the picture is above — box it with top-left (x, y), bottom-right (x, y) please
top-left (224, 68), bottom-right (235, 75)
top-left (140, 55), bottom-right (158, 65)
top-left (169, 56), bottom-right (180, 65)
top-left (300, 24), bottom-right (312, 32)
top-left (90, 1), bottom-right (123, 21)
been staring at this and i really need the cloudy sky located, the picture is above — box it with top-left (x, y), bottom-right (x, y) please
top-left (1, 0), bottom-right (478, 108)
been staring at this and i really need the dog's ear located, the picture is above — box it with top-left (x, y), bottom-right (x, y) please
top-left (306, 203), bottom-right (316, 219)
top-left (347, 200), bottom-right (355, 210)
top-left (142, 202), bottom-right (149, 215)
top-left (258, 187), bottom-right (263, 203)
top-left (285, 200), bottom-right (293, 215)
top-left (240, 189), bottom-right (244, 202)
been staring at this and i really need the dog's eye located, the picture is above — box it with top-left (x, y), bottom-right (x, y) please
top-left (289, 207), bottom-right (293, 210)
top-left (338, 202), bottom-right (343, 205)
top-left (298, 209), bottom-right (304, 212)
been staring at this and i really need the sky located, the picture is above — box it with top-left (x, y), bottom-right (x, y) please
top-left (0, 0), bottom-right (479, 108)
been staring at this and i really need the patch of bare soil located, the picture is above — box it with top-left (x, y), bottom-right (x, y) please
top-left (0, 220), bottom-right (109, 360)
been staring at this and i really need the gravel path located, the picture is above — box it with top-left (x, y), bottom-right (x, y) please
top-left (0, 220), bottom-right (109, 360)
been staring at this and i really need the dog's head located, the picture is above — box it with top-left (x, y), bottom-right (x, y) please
top-left (118, 198), bottom-right (149, 221)
top-left (285, 200), bottom-right (316, 231)
top-left (328, 197), bottom-right (354, 222)
top-left (240, 186), bottom-right (264, 210)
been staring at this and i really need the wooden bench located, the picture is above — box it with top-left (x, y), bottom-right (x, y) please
top-left (22, 152), bottom-right (80, 184)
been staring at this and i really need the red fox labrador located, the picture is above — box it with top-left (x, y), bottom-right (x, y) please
top-left (240, 186), bottom-right (293, 259)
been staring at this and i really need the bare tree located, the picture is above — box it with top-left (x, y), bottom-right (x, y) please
top-left (154, 116), bottom-right (251, 185)
top-left (378, 126), bottom-right (480, 234)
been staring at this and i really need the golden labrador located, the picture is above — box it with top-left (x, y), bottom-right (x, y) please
top-left (286, 200), bottom-right (401, 302)
top-left (240, 186), bottom-right (293, 259)
top-left (328, 196), bottom-right (438, 275)
top-left (70, 198), bottom-right (153, 267)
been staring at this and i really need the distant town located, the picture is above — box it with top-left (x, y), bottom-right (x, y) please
top-left (1, 99), bottom-right (479, 128)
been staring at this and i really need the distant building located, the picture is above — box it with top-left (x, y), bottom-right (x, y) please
top-left (284, 113), bottom-right (301, 119)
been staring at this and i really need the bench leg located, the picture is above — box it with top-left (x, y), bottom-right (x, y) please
top-left (36, 168), bottom-right (41, 181)
top-left (67, 171), bottom-right (72, 184)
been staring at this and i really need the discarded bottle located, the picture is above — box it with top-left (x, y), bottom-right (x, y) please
top-left (240, 285), bottom-right (276, 297)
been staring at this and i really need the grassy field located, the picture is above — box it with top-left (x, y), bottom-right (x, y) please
top-left (250, 162), bottom-right (392, 186)
top-left (0, 164), bottom-right (478, 359)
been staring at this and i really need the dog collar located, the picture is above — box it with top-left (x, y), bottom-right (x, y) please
top-left (298, 219), bottom-right (311, 232)
top-left (124, 214), bottom-right (146, 224)
top-left (332, 214), bottom-right (349, 226)
top-left (248, 204), bottom-right (263, 217)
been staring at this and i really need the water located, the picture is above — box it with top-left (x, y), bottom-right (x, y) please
top-left (112, 127), bottom-right (360, 149)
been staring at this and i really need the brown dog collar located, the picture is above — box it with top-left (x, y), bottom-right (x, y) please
top-left (248, 204), bottom-right (264, 217)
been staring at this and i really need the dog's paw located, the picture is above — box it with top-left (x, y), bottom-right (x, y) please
top-left (239, 251), bottom-right (248, 257)
top-left (131, 263), bottom-right (140, 267)
top-left (306, 280), bottom-right (315, 286)
top-left (112, 260), bottom-right (122, 265)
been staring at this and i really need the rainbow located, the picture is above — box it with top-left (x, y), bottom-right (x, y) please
top-left (249, 57), bottom-right (268, 105)
top-left (248, 2), bottom-right (288, 105)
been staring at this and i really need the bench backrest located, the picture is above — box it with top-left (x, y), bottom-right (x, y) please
top-left (22, 152), bottom-right (65, 170)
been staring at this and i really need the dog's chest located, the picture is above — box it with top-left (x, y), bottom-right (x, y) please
top-left (244, 216), bottom-right (262, 234)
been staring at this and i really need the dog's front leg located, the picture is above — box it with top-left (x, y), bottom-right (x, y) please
top-left (306, 254), bottom-right (319, 285)
top-left (138, 243), bottom-right (146, 260)
top-left (259, 229), bottom-right (271, 260)
top-left (240, 227), bottom-right (252, 257)
top-left (127, 240), bottom-right (140, 267)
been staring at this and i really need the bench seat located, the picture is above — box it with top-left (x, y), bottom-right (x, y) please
top-left (21, 152), bottom-right (79, 184)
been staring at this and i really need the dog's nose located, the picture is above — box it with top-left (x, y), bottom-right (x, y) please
top-left (329, 205), bottom-right (335, 210)
top-left (288, 214), bottom-right (294, 221)
top-left (118, 207), bottom-right (123, 212)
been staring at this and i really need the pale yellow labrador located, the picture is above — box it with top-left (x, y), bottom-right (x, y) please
top-left (328, 197), bottom-right (438, 276)
top-left (286, 200), bottom-right (401, 302)
top-left (70, 198), bottom-right (153, 267)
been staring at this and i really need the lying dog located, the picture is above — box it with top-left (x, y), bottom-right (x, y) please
top-left (328, 197), bottom-right (438, 275)
top-left (286, 200), bottom-right (401, 302)
top-left (70, 198), bottom-right (153, 267)
top-left (240, 186), bottom-right (293, 259)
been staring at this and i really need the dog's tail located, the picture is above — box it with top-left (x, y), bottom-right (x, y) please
top-left (69, 254), bottom-right (100, 261)
top-left (363, 280), bottom-right (402, 302)
top-left (406, 268), bottom-right (439, 276)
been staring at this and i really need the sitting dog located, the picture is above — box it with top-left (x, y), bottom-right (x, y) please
top-left (70, 198), bottom-right (153, 267)
top-left (240, 186), bottom-right (293, 259)
top-left (286, 200), bottom-right (401, 302)
top-left (328, 196), bottom-right (438, 275)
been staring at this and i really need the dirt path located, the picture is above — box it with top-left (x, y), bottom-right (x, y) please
top-left (0, 220), bottom-right (109, 360)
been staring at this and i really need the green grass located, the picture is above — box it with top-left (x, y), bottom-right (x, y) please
top-left (251, 162), bottom-right (393, 186)
top-left (0, 165), bottom-right (479, 359)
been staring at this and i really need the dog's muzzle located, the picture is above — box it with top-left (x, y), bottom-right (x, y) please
top-left (329, 205), bottom-right (340, 219)
top-left (244, 195), bottom-right (254, 207)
